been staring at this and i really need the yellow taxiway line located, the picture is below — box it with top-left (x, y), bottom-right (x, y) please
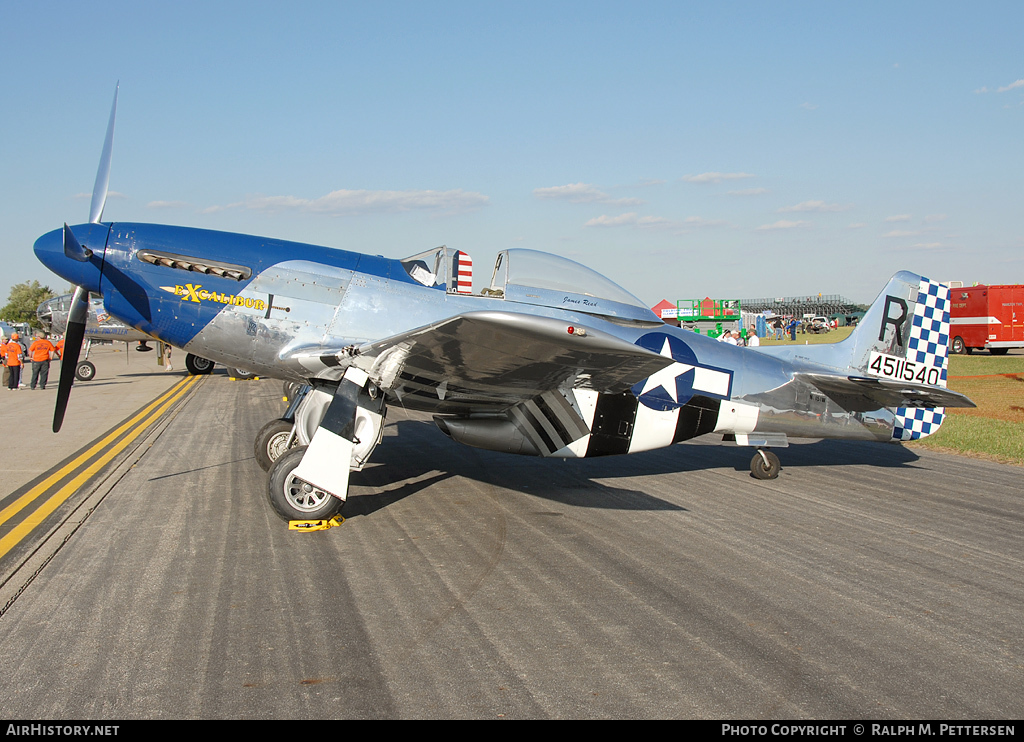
top-left (0, 375), bottom-right (201, 561)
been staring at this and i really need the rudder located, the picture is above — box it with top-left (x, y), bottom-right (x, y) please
top-left (846, 272), bottom-right (951, 440)
top-left (892, 276), bottom-right (950, 440)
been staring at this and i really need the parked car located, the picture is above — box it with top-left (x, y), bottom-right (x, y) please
top-left (807, 316), bottom-right (832, 334)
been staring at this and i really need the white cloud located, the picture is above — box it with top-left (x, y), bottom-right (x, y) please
top-left (778, 200), bottom-right (852, 213)
top-left (533, 182), bottom-right (643, 206)
top-left (679, 216), bottom-right (728, 228)
top-left (585, 212), bottom-right (642, 227)
top-left (885, 214), bottom-right (912, 222)
top-left (848, 222), bottom-right (868, 229)
top-left (727, 187), bottom-right (769, 196)
top-left (975, 79), bottom-right (1023, 94)
top-left (681, 172), bottom-right (756, 184)
top-left (583, 213), bottom-right (724, 231)
top-left (203, 188), bottom-right (489, 216)
top-left (756, 220), bottom-right (809, 231)
top-left (584, 212), bottom-right (671, 228)
top-left (148, 200), bottom-right (189, 209)
top-left (800, 102), bottom-right (818, 110)
top-left (924, 213), bottom-right (948, 223)
top-left (883, 229), bottom-right (922, 238)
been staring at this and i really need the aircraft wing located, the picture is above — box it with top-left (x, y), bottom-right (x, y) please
top-left (797, 373), bottom-right (976, 412)
top-left (334, 311), bottom-right (673, 411)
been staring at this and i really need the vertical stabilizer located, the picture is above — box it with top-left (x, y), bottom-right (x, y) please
top-left (843, 271), bottom-right (951, 440)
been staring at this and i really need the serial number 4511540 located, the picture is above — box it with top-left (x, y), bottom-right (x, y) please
top-left (867, 351), bottom-right (942, 386)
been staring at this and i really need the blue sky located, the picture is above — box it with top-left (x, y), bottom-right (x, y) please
top-left (2, 1), bottom-right (1021, 307)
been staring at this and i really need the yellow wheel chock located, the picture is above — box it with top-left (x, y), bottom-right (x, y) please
top-left (288, 515), bottom-right (345, 531)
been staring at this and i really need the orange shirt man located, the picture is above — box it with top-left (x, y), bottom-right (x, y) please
top-left (29, 336), bottom-right (56, 363)
top-left (4, 333), bottom-right (24, 390)
top-left (3, 335), bottom-right (23, 366)
top-left (28, 335), bottom-right (56, 390)
top-left (0, 338), bottom-right (8, 388)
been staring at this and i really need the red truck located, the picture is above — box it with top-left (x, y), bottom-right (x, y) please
top-left (948, 284), bottom-right (1024, 355)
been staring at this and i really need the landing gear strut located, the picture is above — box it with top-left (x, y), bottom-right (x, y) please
top-left (262, 371), bottom-right (386, 521)
top-left (750, 449), bottom-right (781, 480)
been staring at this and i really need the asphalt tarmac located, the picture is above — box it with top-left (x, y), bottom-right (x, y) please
top-left (0, 367), bottom-right (1021, 719)
top-left (1, 345), bottom-right (181, 496)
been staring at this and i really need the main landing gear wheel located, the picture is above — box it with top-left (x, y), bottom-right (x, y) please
top-left (227, 366), bottom-right (257, 380)
top-left (75, 360), bottom-right (96, 382)
top-left (750, 449), bottom-right (781, 480)
top-left (255, 418), bottom-right (296, 472)
top-left (267, 446), bottom-right (344, 522)
top-left (185, 354), bottom-right (215, 375)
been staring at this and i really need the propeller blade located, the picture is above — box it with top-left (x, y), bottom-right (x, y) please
top-left (62, 223), bottom-right (92, 262)
top-left (53, 287), bottom-right (90, 433)
top-left (89, 83), bottom-right (118, 225)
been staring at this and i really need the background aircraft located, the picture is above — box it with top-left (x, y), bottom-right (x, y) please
top-left (38, 292), bottom-right (251, 381)
top-left (33, 87), bottom-right (974, 523)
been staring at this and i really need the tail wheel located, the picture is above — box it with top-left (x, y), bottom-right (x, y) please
top-left (267, 446), bottom-right (344, 522)
top-left (750, 450), bottom-right (781, 480)
top-left (185, 354), bottom-right (215, 375)
top-left (75, 360), bottom-right (96, 382)
top-left (227, 366), bottom-right (257, 380)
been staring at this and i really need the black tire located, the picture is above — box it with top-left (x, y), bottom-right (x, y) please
top-left (255, 418), bottom-right (295, 472)
top-left (75, 360), bottom-right (96, 382)
top-left (267, 446), bottom-right (344, 521)
top-left (185, 354), bottom-right (215, 375)
top-left (227, 366), bottom-right (257, 380)
top-left (990, 348), bottom-right (1009, 356)
top-left (750, 450), bottom-right (781, 480)
top-left (283, 381), bottom-right (301, 402)
top-left (951, 336), bottom-right (966, 355)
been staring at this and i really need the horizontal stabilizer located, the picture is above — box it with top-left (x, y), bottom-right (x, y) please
top-left (797, 373), bottom-right (975, 413)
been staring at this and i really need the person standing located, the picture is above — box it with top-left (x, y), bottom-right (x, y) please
top-left (29, 332), bottom-right (57, 390)
top-left (1, 334), bottom-right (9, 389)
top-left (4, 332), bottom-right (24, 390)
top-left (746, 327), bottom-right (760, 347)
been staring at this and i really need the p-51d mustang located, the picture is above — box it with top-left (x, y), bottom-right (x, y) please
top-left (33, 87), bottom-right (974, 521)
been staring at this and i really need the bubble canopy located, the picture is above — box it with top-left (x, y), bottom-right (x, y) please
top-left (490, 249), bottom-right (656, 322)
